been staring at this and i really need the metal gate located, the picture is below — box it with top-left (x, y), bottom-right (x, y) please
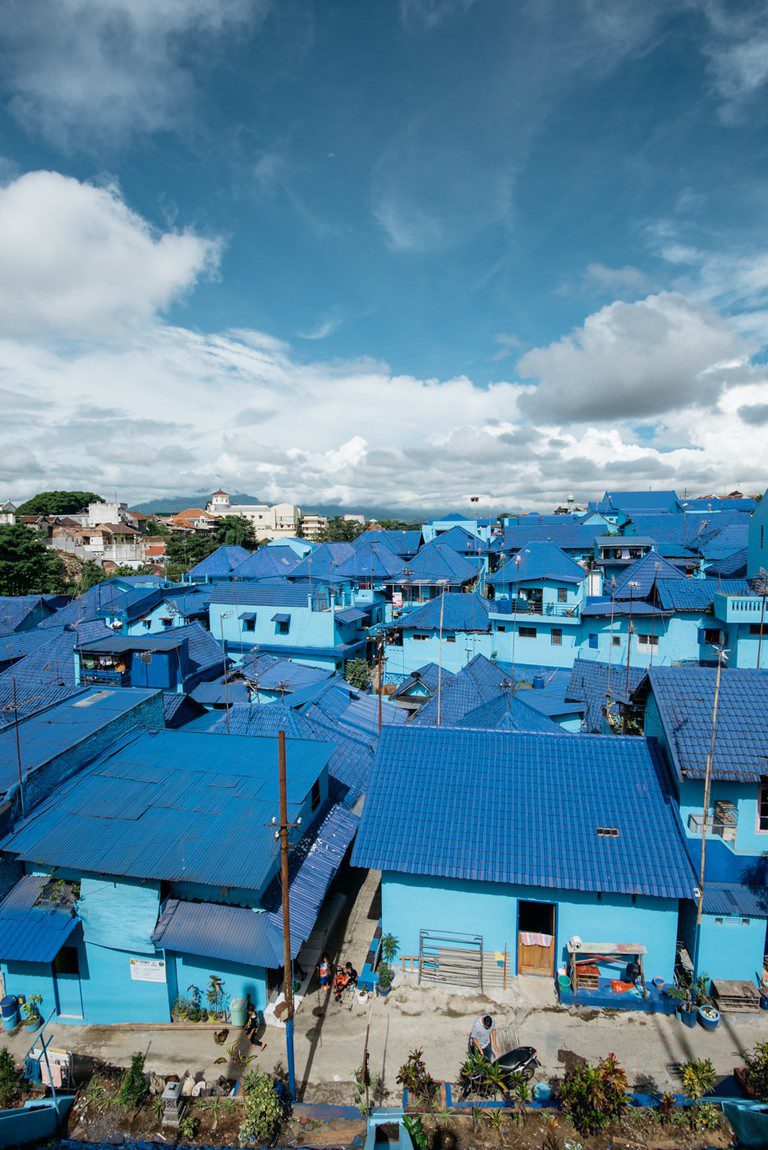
top-left (418, 929), bottom-right (484, 990)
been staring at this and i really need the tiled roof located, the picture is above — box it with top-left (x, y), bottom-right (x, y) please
top-left (232, 546), bottom-right (302, 580)
top-left (289, 542), bottom-right (356, 581)
top-left (706, 548), bottom-right (748, 578)
top-left (459, 691), bottom-right (567, 734)
top-left (699, 522), bottom-right (750, 561)
top-left (566, 657), bottom-right (645, 733)
top-left (334, 542), bottom-right (405, 580)
top-left (187, 545), bottom-right (251, 578)
top-left (352, 726), bottom-right (694, 899)
top-left (239, 651), bottom-right (332, 692)
top-left (411, 654), bottom-right (507, 727)
top-left (679, 497), bottom-right (757, 513)
top-left (489, 541), bottom-right (586, 586)
top-left (0, 596), bottom-right (51, 633)
top-left (354, 529), bottom-right (422, 557)
top-left (392, 663), bottom-right (449, 699)
top-left (0, 620), bottom-right (114, 687)
top-left (210, 580), bottom-right (322, 607)
top-left (612, 551), bottom-right (686, 599)
top-left (394, 541), bottom-right (483, 585)
top-left (500, 524), bottom-right (602, 552)
top-left (431, 525), bottom-right (495, 555)
top-left (637, 666), bottom-right (768, 782)
top-left (603, 490), bottom-right (681, 513)
top-left (581, 597), bottom-right (669, 618)
top-left (627, 511), bottom-right (748, 549)
top-left (654, 577), bottom-right (753, 612)
top-left (398, 592), bottom-right (491, 633)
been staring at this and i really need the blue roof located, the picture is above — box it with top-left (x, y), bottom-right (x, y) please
top-left (334, 542), bottom-right (405, 580)
top-left (38, 583), bottom-right (134, 630)
top-left (654, 577), bottom-right (753, 612)
top-left (500, 524), bottom-right (602, 552)
top-left (702, 881), bottom-right (768, 918)
top-left (352, 726), bottom-right (694, 900)
top-left (335, 607), bottom-right (370, 624)
top-left (706, 548), bottom-right (748, 578)
top-left (395, 541), bottom-right (483, 585)
top-left (1, 727), bottom-right (334, 890)
top-left (210, 580), bottom-right (322, 607)
top-left (0, 595), bottom-right (52, 633)
top-left (0, 687), bottom-right (161, 802)
top-left (612, 551), bottom-right (686, 599)
top-left (0, 681), bottom-right (81, 728)
top-left (161, 588), bottom-right (213, 617)
top-left (627, 511), bottom-right (749, 549)
top-left (392, 663), bottom-right (449, 699)
top-left (289, 542), bottom-right (356, 581)
top-left (581, 597), bottom-right (669, 618)
top-left (80, 621), bottom-right (223, 679)
top-left (209, 702), bottom-right (373, 805)
top-left (566, 657), bottom-right (645, 733)
top-left (603, 490), bottom-right (680, 513)
top-left (514, 674), bottom-right (585, 721)
top-left (0, 904), bottom-right (79, 962)
top-left (679, 497), bottom-right (757, 513)
top-left (302, 680), bottom-right (406, 747)
top-left (430, 525), bottom-right (495, 555)
top-left (239, 652), bottom-right (333, 692)
top-left (489, 541), bottom-right (586, 586)
top-left (412, 654), bottom-right (508, 728)
top-left (699, 521), bottom-right (750, 561)
top-left (0, 628), bottom-right (54, 666)
top-left (637, 666), bottom-right (768, 782)
top-left (231, 546), bottom-right (302, 580)
top-left (459, 691), bottom-right (567, 734)
top-left (398, 592), bottom-right (491, 633)
top-left (152, 802), bottom-right (357, 966)
top-left (0, 620), bottom-right (113, 688)
top-left (96, 586), bottom-right (166, 622)
top-left (354, 529), bottom-right (422, 557)
top-left (187, 545), bottom-right (251, 579)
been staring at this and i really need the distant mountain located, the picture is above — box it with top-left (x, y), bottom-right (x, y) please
top-left (133, 492), bottom-right (263, 515)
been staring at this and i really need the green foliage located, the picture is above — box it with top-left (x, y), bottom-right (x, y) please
top-left (377, 519), bottom-right (420, 531)
top-left (0, 524), bottom-right (66, 594)
top-left (0, 1048), bottom-right (20, 1109)
top-left (396, 1048), bottom-right (437, 1106)
top-left (345, 658), bottom-right (373, 690)
top-left (688, 1101), bottom-right (721, 1132)
top-left (76, 560), bottom-right (111, 590)
top-left (377, 961), bottom-right (393, 991)
top-left (739, 1040), bottom-right (768, 1101)
top-left (239, 1068), bottom-right (284, 1143)
top-left (315, 516), bottom-right (366, 543)
top-left (215, 515), bottom-right (258, 549)
top-left (205, 974), bottom-right (227, 1017)
top-left (353, 1063), bottom-right (385, 1114)
top-left (171, 996), bottom-right (191, 1021)
top-left (657, 1092), bottom-right (677, 1124)
top-left (141, 519), bottom-right (170, 536)
top-left (559, 1052), bottom-right (628, 1136)
top-left (380, 933), bottom-right (400, 963)
top-left (459, 1049), bottom-right (510, 1099)
top-left (403, 1115), bottom-right (428, 1150)
top-left (681, 1057), bottom-right (716, 1101)
top-left (118, 1052), bottom-right (149, 1109)
top-left (21, 994), bottom-right (42, 1024)
top-left (18, 490), bottom-right (104, 516)
top-left (177, 1111), bottom-right (200, 1141)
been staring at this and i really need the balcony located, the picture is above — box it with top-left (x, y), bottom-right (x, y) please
top-left (713, 592), bottom-right (764, 624)
top-left (489, 597), bottom-right (581, 623)
top-left (80, 668), bottom-right (127, 687)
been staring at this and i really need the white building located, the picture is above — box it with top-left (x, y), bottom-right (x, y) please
top-left (205, 490), bottom-right (302, 541)
top-left (87, 501), bottom-right (129, 527)
top-left (0, 501), bottom-right (17, 526)
top-left (300, 512), bottom-right (329, 541)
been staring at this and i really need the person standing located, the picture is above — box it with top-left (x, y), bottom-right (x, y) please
top-left (470, 1014), bottom-right (497, 1060)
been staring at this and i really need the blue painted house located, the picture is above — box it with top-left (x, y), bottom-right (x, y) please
top-left (76, 623), bottom-right (224, 694)
top-left (385, 593), bottom-right (492, 679)
top-left (184, 545), bottom-right (252, 584)
top-left (387, 541), bottom-right (484, 606)
top-left (352, 726), bottom-right (694, 987)
top-left (0, 727), bottom-right (357, 1024)
top-left (748, 489), bottom-right (768, 578)
top-left (635, 666), bottom-right (768, 984)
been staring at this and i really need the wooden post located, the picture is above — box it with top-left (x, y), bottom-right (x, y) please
top-left (11, 679), bottom-right (25, 817)
top-left (502, 944), bottom-right (507, 991)
top-left (436, 584), bottom-right (446, 727)
top-left (377, 637), bottom-right (384, 734)
top-left (693, 647), bottom-right (726, 986)
top-left (278, 730), bottom-right (296, 1098)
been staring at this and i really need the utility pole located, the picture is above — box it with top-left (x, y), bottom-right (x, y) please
top-left (219, 610), bottom-right (233, 731)
top-left (277, 730), bottom-right (296, 1099)
top-left (11, 679), bottom-right (25, 817)
top-left (693, 647), bottom-right (728, 987)
top-left (436, 581), bottom-right (447, 727)
top-left (377, 636), bottom-right (384, 734)
top-left (623, 581), bottom-right (638, 733)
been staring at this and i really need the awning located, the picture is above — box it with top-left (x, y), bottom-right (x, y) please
top-left (272, 613), bottom-right (291, 623)
top-left (335, 608), bottom-right (369, 624)
top-left (0, 908), bottom-right (79, 963)
top-left (239, 611), bottom-right (257, 622)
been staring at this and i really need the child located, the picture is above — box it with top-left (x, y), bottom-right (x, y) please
top-left (318, 954), bottom-right (332, 990)
top-left (245, 1002), bottom-right (266, 1050)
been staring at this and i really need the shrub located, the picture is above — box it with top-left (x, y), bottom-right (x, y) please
top-left (403, 1115), bottom-right (428, 1150)
top-left (0, 1048), bottom-right (20, 1109)
top-left (739, 1041), bottom-right (768, 1101)
top-left (688, 1101), bottom-right (721, 1132)
top-left (239, 1068), bottom-right (284, 1143)
top-left (681, 1058), bottom-right (716, 1101)
top-left (377, 962), bottom-right (393, 991)
top-left (559, 1052), bottom-right (628, 1135)
top-left (345, 658), bottom-right (372, 691)
top-left (380, 934), bottom-right (399, 963)
top-left (396, 1048), bottom-right (438, 1106)
top-left (119, 1053), bottom-right (149, 1109)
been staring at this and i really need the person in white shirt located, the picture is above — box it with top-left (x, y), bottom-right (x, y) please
top-left (470, 1014), bottom-right (497, 1060)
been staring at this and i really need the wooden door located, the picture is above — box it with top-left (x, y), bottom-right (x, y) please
top-left (517, 902), bottom-right (556, 976)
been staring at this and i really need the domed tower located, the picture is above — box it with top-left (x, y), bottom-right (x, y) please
top-left (208, 489), bottom-right (230, 515)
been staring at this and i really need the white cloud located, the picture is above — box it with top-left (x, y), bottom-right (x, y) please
top-left (0, 0), bottom-right (268, 149)
top-left (518, 292), bottom-right (748, 421)
top-left (700, 0), bottom-right (768, 124)
top-left (0, 171), bottom-right (220, 337)
top-left (399, 0), bottom-right (477, 33)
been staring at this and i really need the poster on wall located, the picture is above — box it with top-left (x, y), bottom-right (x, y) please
top-left (129, 958), bottom-right (166, 983)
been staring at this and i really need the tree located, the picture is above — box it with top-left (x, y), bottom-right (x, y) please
top-left (165, 532), bottom-right (221, 571)
top-left (316, 516), bottom-right (366, 543)
top-left (17, 490), bottom-right (104, 516)
top-left (0, 525), bottom-right (66, 595)
top-left (377, 518), bottom-right (420, 531)
top-left (215, 515), bottom-right (258, 549)
top-left (138, 518), bottom-right (170, 536)
top-left (345, 658), bottom-right (373, 690)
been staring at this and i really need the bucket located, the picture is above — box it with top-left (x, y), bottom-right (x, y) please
top-left (0, 995), bottom-right (19, 1032)
top-left (533, 1083), bottom-right (552, 1103)
top-left (230, 997), bottom-right (247, 1028)
top-left (557, 974), bottom-right (572, 992)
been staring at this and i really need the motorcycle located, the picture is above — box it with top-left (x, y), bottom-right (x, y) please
top-left (458, 1042), bottom-right (539, 1101)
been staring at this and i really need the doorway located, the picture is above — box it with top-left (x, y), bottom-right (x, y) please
top-left (54, 946), bottom-right (84, 1018)
top-left (517, 901), bottom-right (556, 976)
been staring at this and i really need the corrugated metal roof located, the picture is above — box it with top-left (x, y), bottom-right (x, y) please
top-left (411, 654), bottom-right (508, 728)
top-left (703, 882), bottom-right (768, 918)
top-left (352, 726), bottom-right (695, 900)
top-left (489, 542), bottom-right (586, 586)
top-left (0, 906), bottom-right (79, 962)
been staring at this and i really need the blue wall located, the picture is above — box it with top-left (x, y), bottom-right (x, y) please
top-left (679, 901), bottom-right (767, 984)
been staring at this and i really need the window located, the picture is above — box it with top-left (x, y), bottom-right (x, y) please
top-left (751, 624), bottom-right (763, 636)
top-left (413, 633), bottom-right (429, 642)
top-left (244, 619), bottom-right (255, 632)
top-left (311, 778), bottom-right (321, 811)
top-left (160, 616), bottom-right (173, 628)
top-left (519, 626), bottom-right (537, 638)
top-left (588, 633), bottom-right (599, 649)
top-left (446, 635), bottom-right (456, 643)
top-left (277, 619), bottom-right (290, 635)
top-left (54, 946), bottom-right (80, 976)
top-left (497, 625), bottom-right (508, 633)
top-left (551, 628), bottom-right (562, 646)
top-left (758, 785), bottom-right (768, 833)
top-left (612, 635), bottom-right (621, 647)
top-left (557, 587), bottom-right (567, 603)
top-left (637, 634), bottom-right (659, 647)
top-left (704, 628), bottom-right (721, 646)
top-left (142, 619), bottom-right (151, 629)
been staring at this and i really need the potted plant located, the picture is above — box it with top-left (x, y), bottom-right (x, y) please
top-left (666, 983), bottom-right (697, 1028)
top-left (380, 933), bottom-right (399, 965)
top-left (22, 994), bottom-right (43, 1031)
top-left (736, 1041), bottom-right (768, 1100)
top-left (377, 962), bottom-right (393, 997)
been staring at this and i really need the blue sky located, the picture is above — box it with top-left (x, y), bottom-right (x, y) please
top-left (1, 0), bottom-right (768, 513)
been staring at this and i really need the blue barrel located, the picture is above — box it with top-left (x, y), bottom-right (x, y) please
top-left (1, 995), bottom-right (19, 1032)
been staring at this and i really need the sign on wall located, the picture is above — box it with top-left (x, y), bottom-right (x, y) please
top-left (129, 958), bottom-right (166, 983)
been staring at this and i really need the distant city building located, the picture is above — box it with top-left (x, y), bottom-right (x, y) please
top-left (205, 490), bottom-right (302, 540)
top-left (300, 512), bottom-right (328, 540)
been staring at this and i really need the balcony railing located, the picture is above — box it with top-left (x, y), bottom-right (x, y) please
top-left (713, 592), bottom-right (764, 624)
top-left (490, 597), bottom-right (580, 621)
top-left (81, 668), bottom-right (126, 687)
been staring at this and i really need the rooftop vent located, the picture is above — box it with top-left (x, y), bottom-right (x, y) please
top-left (596, 826), bottom-right (619, 837)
